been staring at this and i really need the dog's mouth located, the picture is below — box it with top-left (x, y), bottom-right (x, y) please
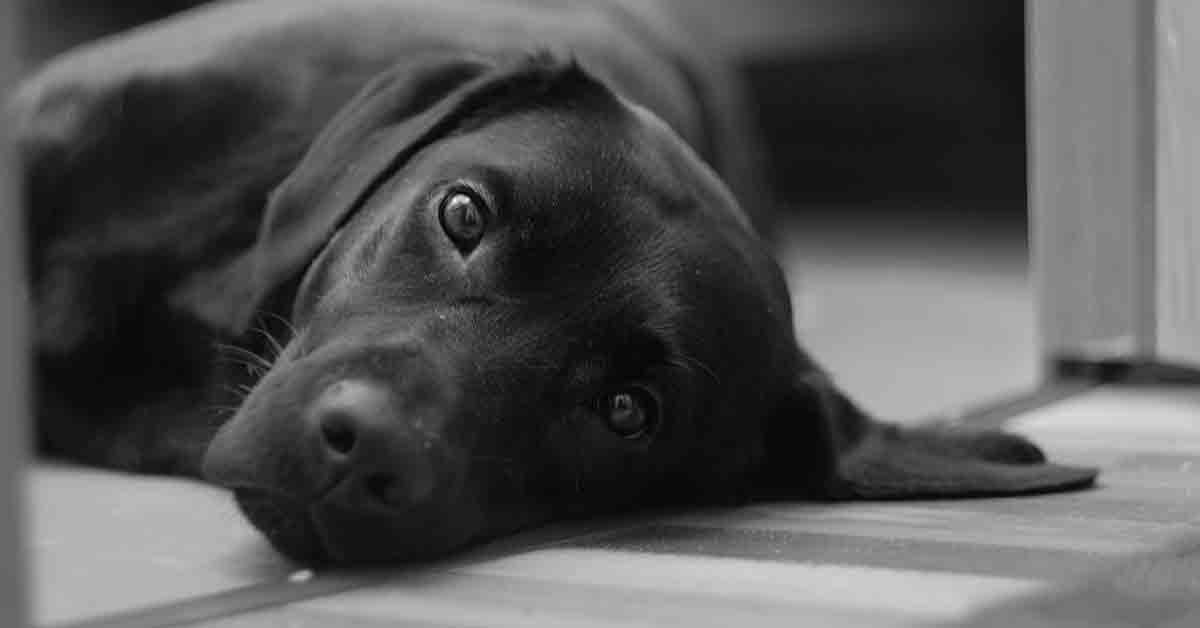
top-left (234, 489), bottom-right (332, 564)
top-left (233, 484), bottom-right (490, 564)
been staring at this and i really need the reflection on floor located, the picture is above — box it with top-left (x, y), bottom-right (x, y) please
top-left (32, 209), bottom-right (1200, 628)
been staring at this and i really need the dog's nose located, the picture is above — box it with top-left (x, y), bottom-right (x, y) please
top-left (308, 379), bottom-right (439, 507)
top-left (312, 379), bottom-right (394, 459)
top-left (203, 344), bottom-right (462, 504)
top-left (204, 344), bottom-right (481, 561)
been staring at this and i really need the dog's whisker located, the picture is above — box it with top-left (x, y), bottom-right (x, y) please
top-left (261, 311), bottom-right (299, 338)
top-left (221, 383), bottom-right (254, 405)
top-left (217, 357), bottom-right (268, 378)
top-left (250, 325), bottom-right (287, 362)
top-left (216, 343), bottom-right (273, 369)
top-left (243, 312), bottom-right (296, 364)
top-left (216, 358), bottom-right (265, 377)
top-left (216, 347), bottom-right (274, 381)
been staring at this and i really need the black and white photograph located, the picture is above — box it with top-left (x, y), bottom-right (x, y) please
top-left (2, 1), bottom-right (1199, 627)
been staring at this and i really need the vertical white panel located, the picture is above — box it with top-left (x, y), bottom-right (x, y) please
top-left (0, 0), bottom-right (30, 624)
top-left (1027, 0), bottom-right (1158, 363)
top-left (1156, 0), bottom-right (1200, 365)
top-left (1031, 0), bottom-right (1200, 368)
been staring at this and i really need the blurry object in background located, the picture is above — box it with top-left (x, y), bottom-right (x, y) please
top-left (17, 0), bottom-right (1028, 215)
top-left (18, 0), bottom-right (1028, 208)
top-left (16, 0), bottom-right (772, 232)
top-left (700, 0), bottom-right (1026, 208)
top-left (1, 0), bottom-right (30, 625)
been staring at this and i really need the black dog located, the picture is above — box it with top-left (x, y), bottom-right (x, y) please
top-left (12, 0), bottom-right (1096, 563)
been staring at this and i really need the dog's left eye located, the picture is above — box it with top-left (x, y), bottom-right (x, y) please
top-left (439, 189), bottom-right (489, 252)
top-left (600, 387), bottom-right (659, 439)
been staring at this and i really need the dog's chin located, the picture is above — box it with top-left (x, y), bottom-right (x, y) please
top-left (234, 489), bottom-right (332, 564)
top-left (233, 488), bottom-right (485, 564)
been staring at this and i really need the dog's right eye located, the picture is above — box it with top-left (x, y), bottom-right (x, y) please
top-left (597, 386), bottom-right (660, 440)
top-left (439, 188), bottom-right (489, 253)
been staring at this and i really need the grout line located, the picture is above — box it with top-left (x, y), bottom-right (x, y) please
top-left (48, 508), bottom-right (676, 628)
top-left (50, 575), bottom-right (382, 628)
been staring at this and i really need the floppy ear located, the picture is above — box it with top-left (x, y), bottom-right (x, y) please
top-left (210, 51), bottom-right (584, 331)
top-left (15, 66), bottom-right (319, 352)
top-left (758, 370), bottom-right (1099, 500)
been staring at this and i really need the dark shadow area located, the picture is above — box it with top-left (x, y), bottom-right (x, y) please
top-left (745, 1), bottom-right (1025, 213)
top-left (21, 0), bottom-right (1028, 224)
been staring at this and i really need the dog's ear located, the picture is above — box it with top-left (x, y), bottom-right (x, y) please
top-left (200, 51), bottom-right (583, 331)
top-left (757, 370), bottom-right (1099, 500)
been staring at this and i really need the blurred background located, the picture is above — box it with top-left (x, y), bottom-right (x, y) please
top-left (21, 0), bottom-right (1027, 211)
top-left (18, 0), bottom-right (1035, 419)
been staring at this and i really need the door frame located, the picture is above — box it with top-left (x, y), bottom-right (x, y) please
top-left (1028, 0), bottom-right (1200, 372)
top-left (0, 0), bottom-right (30, 624)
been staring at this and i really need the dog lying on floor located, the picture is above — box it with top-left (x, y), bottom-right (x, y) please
top-left (11, 0), bottom-right (1097, 563)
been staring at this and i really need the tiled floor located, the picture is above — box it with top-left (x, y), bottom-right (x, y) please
top-left (33, 208), bottom-right (1200, 628)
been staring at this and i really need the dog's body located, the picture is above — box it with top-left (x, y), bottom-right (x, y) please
top-left (14, 0), bottom-right (1096, 564)
top-left (16, 0), bottom-right (762, 475)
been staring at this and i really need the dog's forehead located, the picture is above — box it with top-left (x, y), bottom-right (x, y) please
top-left (446, 102), bottom-right (792, 361)
top-left (418, 99), bottom-right (755, 267)
top-left (340, 103), bottom-right (700, 273)
top-left (305, 93), bottom-right (785, 343)
top-left (444, 104), bottom-right (772, 310)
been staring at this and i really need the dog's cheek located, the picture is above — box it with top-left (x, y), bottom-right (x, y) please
top-left (542, 412), bottom-right (667, 512)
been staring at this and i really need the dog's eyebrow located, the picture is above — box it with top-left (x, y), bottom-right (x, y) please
top-left (561, 323), bottom-right (674, 390)
top-left (463, 165), bottom-right (515, 205)
top-left (417, 163), bottom-right (515, 217)
top-left (332, 164), bottom-right (514, 281)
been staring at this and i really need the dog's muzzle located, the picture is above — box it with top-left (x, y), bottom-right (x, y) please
top-left (202, 344), bottom-right (479, 563)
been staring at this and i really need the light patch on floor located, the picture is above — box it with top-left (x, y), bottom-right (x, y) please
top-left (27, 466), bottom-right (294, 624)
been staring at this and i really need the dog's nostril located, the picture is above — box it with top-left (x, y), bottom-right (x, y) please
top-left (319, 412), bottom-right (358, 455)
top-left (364, 472), bottom-right (398, 503)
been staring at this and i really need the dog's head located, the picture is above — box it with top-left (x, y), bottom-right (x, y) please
top-left (201, 52), bottom-right (1095, 563)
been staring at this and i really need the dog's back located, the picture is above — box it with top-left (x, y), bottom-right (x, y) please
top-left (14, 0), bottom-right (763, 227)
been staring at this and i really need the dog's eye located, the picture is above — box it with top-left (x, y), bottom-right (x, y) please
top-left (601, 387), bottom-right (659, 439)
top-left (439, 189), bottom-right (489, 252)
